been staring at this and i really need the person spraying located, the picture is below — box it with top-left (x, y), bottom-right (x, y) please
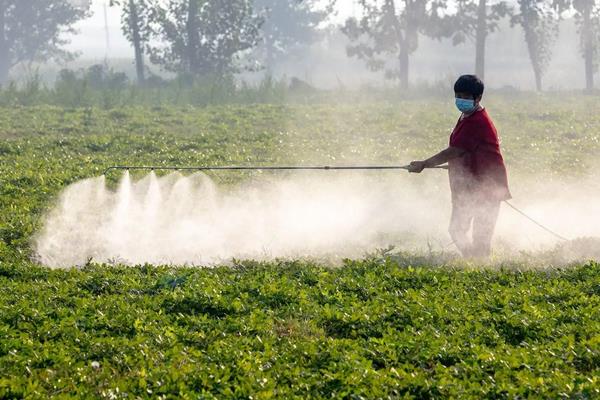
top-left (408, 75), bottom-right (510, 258)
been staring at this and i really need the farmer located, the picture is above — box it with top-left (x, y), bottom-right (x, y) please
top-left (408, 75), bottom-right (510, 258)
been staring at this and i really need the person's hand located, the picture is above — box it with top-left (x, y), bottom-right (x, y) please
top-left (408, 161), bottom-right (427, 173)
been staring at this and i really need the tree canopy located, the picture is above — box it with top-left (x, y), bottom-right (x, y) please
top-left (342, 0), bottom-right (448, 89)
top-left (253, 0), bottom-right (334, 71)
top-left (0, 0), bottom-right (89, 83)
top-left (148, 0), bottom-right (263, 78)
top-left (512, 0), bottom-right (560, 91)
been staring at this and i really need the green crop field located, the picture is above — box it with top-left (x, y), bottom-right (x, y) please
top-left (1, 95), bottom-right (600, 398)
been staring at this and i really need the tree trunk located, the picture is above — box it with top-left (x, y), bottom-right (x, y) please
top-left (265, 32), bottom-right (275, 74)
top-left (186, 0), bottom-right (199, 76)
top-left (521, 3), bottom-right (543, 91)
top-left (582, 0), bottom-right (594, 92)
top-left (533, 65), bottom-right (542, 91)
top-left (0, 0), bottom-right (9, 85)
top-left (128, 0), bottom-right (145, 84)
top-left (399, 44), bottom-right (409, 90)
top-left (385, 0), bottom-right (409, 89)
top-left (524, 32), bottom-right (543, 91)
top-left (475, 0), bottom-right (487, 79)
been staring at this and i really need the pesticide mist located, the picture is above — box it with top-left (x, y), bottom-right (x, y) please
top-left (34, 170), bottom-right (600, 268)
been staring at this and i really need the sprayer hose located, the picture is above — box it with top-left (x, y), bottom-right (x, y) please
top-left (503, 200), bottom-right (569, 241)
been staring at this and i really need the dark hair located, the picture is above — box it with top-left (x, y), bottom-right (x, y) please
top-left (454, 75), bottom-right (484, 98)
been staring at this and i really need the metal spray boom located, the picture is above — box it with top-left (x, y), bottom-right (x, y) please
top-left (102, 164), bottom-right (449, 175)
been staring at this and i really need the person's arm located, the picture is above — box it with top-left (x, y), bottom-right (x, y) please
top-left (408, 146), bottom-right (466, 173)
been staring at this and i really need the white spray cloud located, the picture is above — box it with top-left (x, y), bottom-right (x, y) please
top-left (33, 170), bottom-right (600, 268)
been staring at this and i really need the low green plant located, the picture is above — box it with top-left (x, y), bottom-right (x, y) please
top-left (0, 96), bottom-right (599, 397)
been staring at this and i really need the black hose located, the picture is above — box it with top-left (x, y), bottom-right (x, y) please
top-left (503, 200), bottom-right (569, 241)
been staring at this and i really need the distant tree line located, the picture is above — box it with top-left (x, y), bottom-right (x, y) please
top-left (343, 0), bottom-right (600, 91)
top-left (108, 0), bottom-right (333, 84)
top-left (0, 0), bottom-right (599, 91)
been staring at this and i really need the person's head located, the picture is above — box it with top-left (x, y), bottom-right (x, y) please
top-left (454, 75), bottom-right (484, 113)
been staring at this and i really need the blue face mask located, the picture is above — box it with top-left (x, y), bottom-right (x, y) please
top-left (455, 98), bottom-right (476, 113)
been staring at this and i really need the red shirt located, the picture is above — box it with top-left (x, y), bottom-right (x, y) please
top-left (448, 108), bottom-right (511, 202)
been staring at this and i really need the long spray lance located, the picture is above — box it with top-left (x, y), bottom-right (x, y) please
top-left (101, 164), bottom-right (568, 242)
top-left (102, 164), bottom-right (449, 175)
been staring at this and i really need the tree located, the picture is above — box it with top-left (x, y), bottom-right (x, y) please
top-left (148, 0), bottom-right (263, 78)
top-left (342, 0), bottom-right (447, 90)
top-left (110, 0), bottom-right (153, 84)
top-left (451, 0), bottom-right (510, 79)
top-left (0, 0), bottom-right (89, 84)
top-left (511, 0), bottom-right (560, 91)
top-left (570, 0), bottom-right (600, 91)
top-left (253, 0), bottom-right (334, 72)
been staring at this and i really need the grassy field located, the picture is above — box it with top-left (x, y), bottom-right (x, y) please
top-left (1, 95), bottom-right (600, 398)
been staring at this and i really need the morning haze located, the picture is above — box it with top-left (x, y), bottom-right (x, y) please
top-left (1, 1), bottom-right (600, 396)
